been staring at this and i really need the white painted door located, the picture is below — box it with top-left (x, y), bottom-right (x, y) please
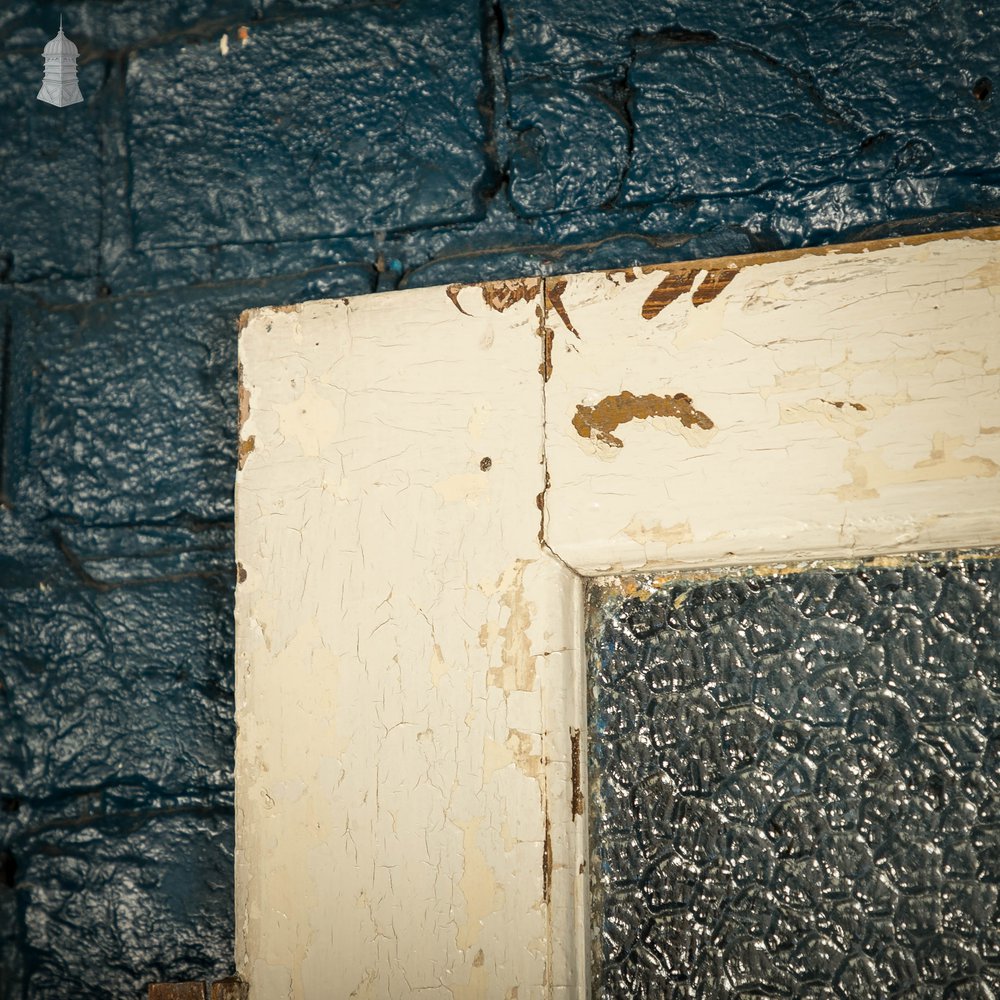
top-left (235, 228), bottom-right (1000, 998)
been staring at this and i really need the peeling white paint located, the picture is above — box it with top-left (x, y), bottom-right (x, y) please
top-left (542, 231), bottom-right (1000, 575)
top-left (237, 285), bottom-right (585, 998)
top-left (236, 227), bottom-right (999, 998)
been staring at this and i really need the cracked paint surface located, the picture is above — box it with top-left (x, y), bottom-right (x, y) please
top-left (235, 229), bottom-right (998, 998)
top-left (542, 230), bottom-right (1000, 575)
top-left (237, 286), bottom-right (585, 998)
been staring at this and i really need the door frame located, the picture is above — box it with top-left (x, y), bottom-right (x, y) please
top-left (235, 226), bottom-right (1000, 998)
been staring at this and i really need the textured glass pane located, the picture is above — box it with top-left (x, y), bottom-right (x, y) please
top-left (587, 554), bottom-right (1000, 999)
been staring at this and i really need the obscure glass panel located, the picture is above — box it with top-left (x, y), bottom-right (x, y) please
top-left (587, 554), bottom-right (1000, 999)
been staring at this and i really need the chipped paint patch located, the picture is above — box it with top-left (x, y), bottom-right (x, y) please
top-left (447, 279), bottom-right (539, 316)
top-left (456, 817), bottom-right (503, 951)
top-left (970, 259), bottom-right (1000, 288)
top-left (486, 561), bottom-right (536, 693)
top-left (604, 268), bottom-right (639, 286)
top-left (570, 728), bottom-right (583, 819)
top-left (238, 435), bottom-right (255, 470)
top-left (506, 729), bottom-right (543, 779)
top-left (838, 434), bottom-right (1000, 500)
top-left (821, 398), bottom-right (868, 411)
top-left (691, 267), bottom-right (740, 306)
top-left (778, 397), bottom-right (874, 438)
top-left (446, 284), bottom-right (472, 315)
top-left (535, 469), bottom-right (550, 546)
top-left (483, 279), bottom-right (540, 313)
top-left (237, 308), bottom-right (257, 334)
top-left (544, 278), bottom-right (580, 338)
top-left (542, 811), bottom-right (552, 904)
top-left (623, 517), bottom-right (694, 546)
top-left (572, 391), bottom-right (714, 448)
top-left (237, 361), bottom-right (251, 433)
top-left (642, 264), bottom-right (740, 319)
top-left (539, 324), bottom-right (554, 382)
top-left (485, 730), bottom-right (543, 782)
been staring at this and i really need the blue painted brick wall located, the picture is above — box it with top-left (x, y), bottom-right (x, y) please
top-left (0, 0), bottom-right (997, 995)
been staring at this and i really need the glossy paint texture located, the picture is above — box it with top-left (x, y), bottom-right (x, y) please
top-left (588, 556), bottom-right (1000, 998)
top-left (1, 0), bottom-right (998, 994)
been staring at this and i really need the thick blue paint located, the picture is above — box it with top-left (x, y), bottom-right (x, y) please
top-left (0, 0), bottom-right (996, 995)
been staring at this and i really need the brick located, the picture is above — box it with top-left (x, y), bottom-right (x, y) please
top-left (14, 811), bottom-right (232, 997)
top-left (501, 0), bottom-right (1000, 245)
top-left (0, 578), bottom-right (233, 799)
top-left (623, 40), bottom-right (849, 202)
top-left (6, 292), bottom-right (237, 522)
top-left (54, 521), bottom-right (233, 587)
top-left (125, 3), bottom-right (486, 249)
top-left (0, 53), bottom-right (103, 282)
top-left (0, 507), bottom-right (72, 589)
top-left (501, 0), bottom-right (635, 82)
top-left (105, 237), bottom-right (374, 298)
top-left (0, 879), bottom-right (23, 1000)
top-left (508, 80), bottom-right (629, 215)
top-left (622, 17), bottom-right (1000, 205)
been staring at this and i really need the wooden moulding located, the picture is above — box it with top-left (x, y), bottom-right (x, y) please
top-left (235, 227), bottom-right (1000, 998)
top-left (542, 226), bottom-right (1000, 574)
